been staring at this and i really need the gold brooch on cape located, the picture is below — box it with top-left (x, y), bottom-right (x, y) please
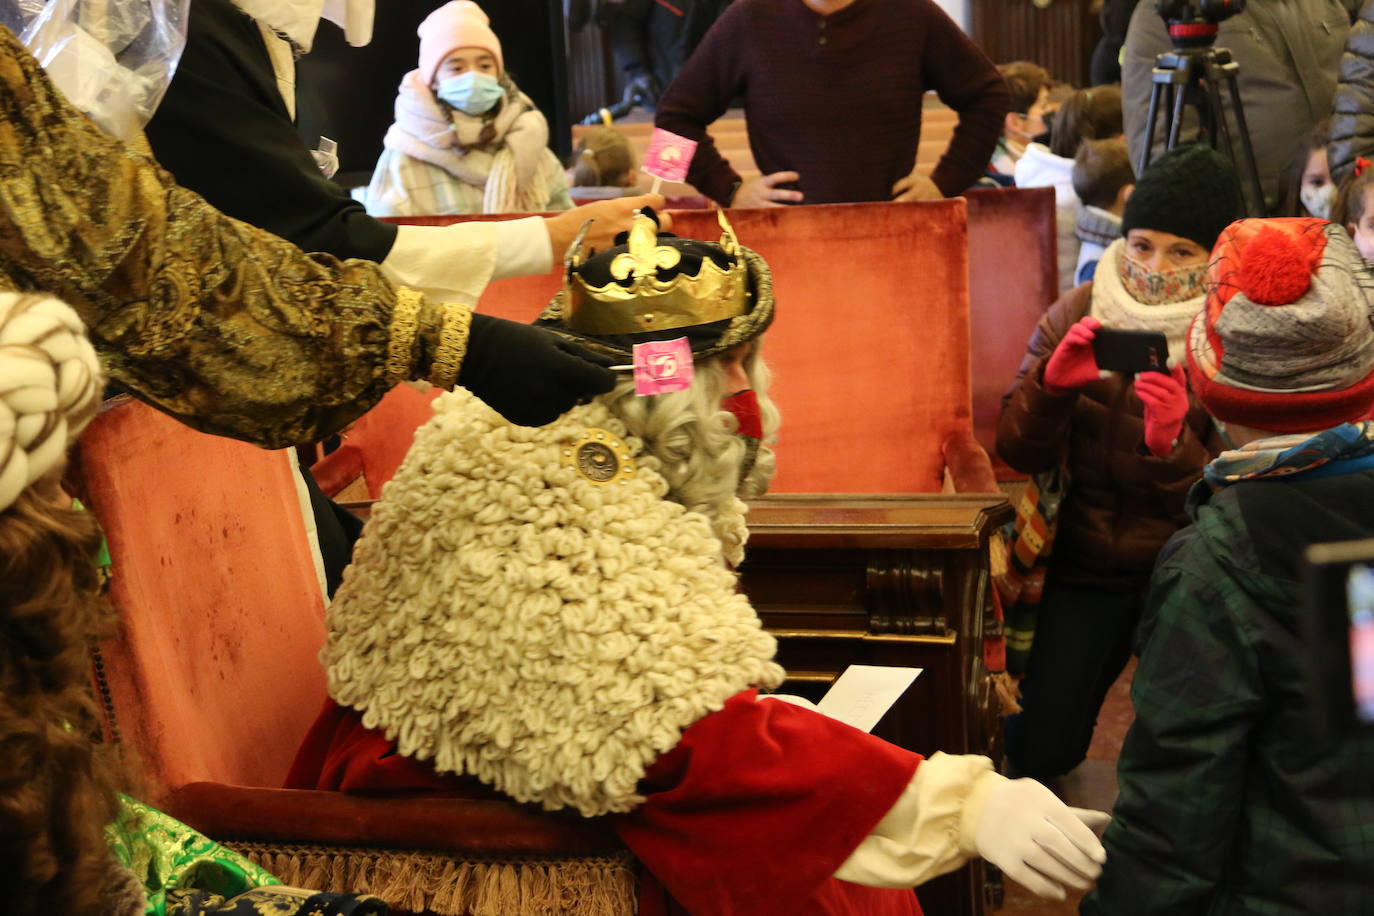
top-left (562, 428), bottom-right (636, 485)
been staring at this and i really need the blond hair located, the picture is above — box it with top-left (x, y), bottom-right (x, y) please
top-left (569, 127), bottom-right (636, 188)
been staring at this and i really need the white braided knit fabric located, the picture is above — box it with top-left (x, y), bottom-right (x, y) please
top-left (323, 389), bottom-right (785, 816)
top-left (0, 293), bottom-right (103, 512)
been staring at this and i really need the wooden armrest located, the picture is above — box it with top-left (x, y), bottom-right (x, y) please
top-left (941, 429), bottom-right (1000, 494)
top-left (164, 783), bottom-right (623, 856)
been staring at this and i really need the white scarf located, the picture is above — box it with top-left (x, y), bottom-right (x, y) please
top-left (230, 0), bottom-right (374, 52)
top-left (1089, 238), bottom-right (1204, 367)
top-left (382, 70), bottom-right (555, 214)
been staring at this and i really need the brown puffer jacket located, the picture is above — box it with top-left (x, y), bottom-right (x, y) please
top-left (996, 283), bottom-right (1219, 591)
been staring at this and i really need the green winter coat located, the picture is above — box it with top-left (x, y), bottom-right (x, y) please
top-left (1082, 464), bottom-right (1374, 915)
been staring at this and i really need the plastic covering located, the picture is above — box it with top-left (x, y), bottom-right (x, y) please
top-left (3, 0), bottom-right (189, 140)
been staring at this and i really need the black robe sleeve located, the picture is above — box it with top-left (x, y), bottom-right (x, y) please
top-left (144, 0), bottom-right (397, 263)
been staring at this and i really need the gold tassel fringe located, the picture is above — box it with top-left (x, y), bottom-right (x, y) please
top-left (232, 842), bottom-right (637, 916)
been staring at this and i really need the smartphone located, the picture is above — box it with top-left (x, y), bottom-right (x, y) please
top-left (1303, 540), bottom-right (1374, 736)
top-left (1091, 328), bottom-right (1169, 375)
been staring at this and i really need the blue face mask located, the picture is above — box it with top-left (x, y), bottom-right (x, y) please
top-left (435, 71), bottom-right (505, 116)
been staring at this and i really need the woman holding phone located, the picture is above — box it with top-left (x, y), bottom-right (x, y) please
top-left (995, 144), bottom-right (1237, 784)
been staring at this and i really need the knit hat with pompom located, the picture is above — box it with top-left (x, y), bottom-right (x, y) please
top-left (1187, 217), bottom-right (1374, 432)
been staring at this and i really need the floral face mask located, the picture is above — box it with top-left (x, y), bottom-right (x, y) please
top-left (1118, 253), bottom-right (1207, 305)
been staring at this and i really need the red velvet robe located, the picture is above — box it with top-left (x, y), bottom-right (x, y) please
top-left (287, 690), bottom-right (924, 915)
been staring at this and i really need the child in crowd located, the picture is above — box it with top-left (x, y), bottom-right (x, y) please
top-left (1277, 120), bottom-right (1333, 218)
top-left (361, 0), bottom-right (572, 216)
top-left (1083, 217), bottom-right (1374, 915)
top-left (1040, 80), bottom-right (1076, 141)
top-left (997, 144), bottom-right (1238, 787)
top-left (1016, 86), bottom-right (1124, 291)
top-left (984, 61), bottom-right (1052, 186)
top-left (1333, 157), bottom-right (1374, 261)
top-left (1072, 138), bottom-right (1135, 285)
top-left (566, 126), bottom-right (640, 200)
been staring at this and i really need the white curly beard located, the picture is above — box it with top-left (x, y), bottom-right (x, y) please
top-left (322, 389), bottom-right (784, 816)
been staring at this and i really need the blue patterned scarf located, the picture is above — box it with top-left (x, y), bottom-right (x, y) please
top-left (1204, 421), bottom-right (1374, 490)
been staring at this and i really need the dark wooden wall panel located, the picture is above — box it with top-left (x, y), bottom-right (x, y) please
top-left (566, 25), bottom-right (619, 126)
top-left (971, 0), bottom-right (1102, 87)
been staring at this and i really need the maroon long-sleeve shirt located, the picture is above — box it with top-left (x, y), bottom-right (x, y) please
top-left (655, 0), bottom-right (1010, 206)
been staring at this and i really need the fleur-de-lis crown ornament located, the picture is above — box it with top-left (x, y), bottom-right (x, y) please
top-left (560, 208), bottom-right (751, 335)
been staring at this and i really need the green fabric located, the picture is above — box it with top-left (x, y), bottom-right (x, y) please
top-left (1081, 472), bottom-right (1374, 915)
top-left (70, 497), bottom-right (111, 570)
top-left (106, 796), bottom-right (280, 916)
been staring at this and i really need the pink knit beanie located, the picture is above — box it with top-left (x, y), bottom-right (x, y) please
top-left (418, 1), bottom-right (503, 86)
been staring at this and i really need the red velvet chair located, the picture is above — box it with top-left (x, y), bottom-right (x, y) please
top-left (312, 384), bottom-right (440, 500)
top-left (79, 398), bottom-right (633, 915)
top-left (964, 188), bottom-right (1060, 479)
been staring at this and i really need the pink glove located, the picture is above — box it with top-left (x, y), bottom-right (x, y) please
top-left (1136, 364), bottom-right (1190, 458)
top-left (1043, 317), bottom-right (1102, 395)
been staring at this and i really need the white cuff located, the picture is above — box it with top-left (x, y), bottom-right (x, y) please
top-left (284, 450), bottom-right (328, 602)
top-left (379, 222), bottom-right (501, 307)
top-left (833, 752), bottom-right (1000, 889)
top-left (491, 216), bottom-right (554, 280)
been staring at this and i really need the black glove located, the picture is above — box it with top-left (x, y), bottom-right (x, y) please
top-left (458, 314), bottom-right (617, 426)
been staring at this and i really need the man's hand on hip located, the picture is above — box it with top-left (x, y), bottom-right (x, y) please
top-left (892, 170), bottom-right (943, 202)
top-left (730, 172), bottom-right (804, 208)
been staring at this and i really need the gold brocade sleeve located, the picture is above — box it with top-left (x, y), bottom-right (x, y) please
top-left (0, 26), bottom-right (463, 449)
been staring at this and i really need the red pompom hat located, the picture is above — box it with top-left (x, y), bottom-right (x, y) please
top-left (1186, 218), bottom-right (1374, 432)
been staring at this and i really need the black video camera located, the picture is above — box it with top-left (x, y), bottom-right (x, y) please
top-left (1303, 540), bottom-right (1374, 738)
top-left (1156, 0), bottom-right (1245, 48)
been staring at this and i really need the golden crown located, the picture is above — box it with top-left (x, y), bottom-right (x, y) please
top-left (562, 210), bottom-right (751, 336)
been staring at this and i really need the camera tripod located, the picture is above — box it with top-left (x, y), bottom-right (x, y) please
top-left (1138, 44), bottom-right (1266, 216)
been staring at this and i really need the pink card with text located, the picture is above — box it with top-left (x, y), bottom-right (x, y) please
top-left (642, 128), bottom-right (697, 183)
top-left (633, 337), bottom-right (694, 395)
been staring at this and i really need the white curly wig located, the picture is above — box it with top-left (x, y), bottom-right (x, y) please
top-left (599, 342), bottom-right (778, 566)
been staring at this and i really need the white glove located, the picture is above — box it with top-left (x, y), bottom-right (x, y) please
top-left (974, 777), bottom-right (1109, 901)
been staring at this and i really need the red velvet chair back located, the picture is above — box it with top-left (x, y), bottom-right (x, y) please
top-left (80, 400), bottom-right (329, 800)
top-left (395, 201), bottom-right (977, 493)
top-left (312, 384), bottom-right (440, 500)
top-left (964, 188), bottom-right (1059, 474)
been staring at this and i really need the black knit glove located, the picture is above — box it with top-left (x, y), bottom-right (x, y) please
top-left (458, 314), bottom-right (616, 426)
